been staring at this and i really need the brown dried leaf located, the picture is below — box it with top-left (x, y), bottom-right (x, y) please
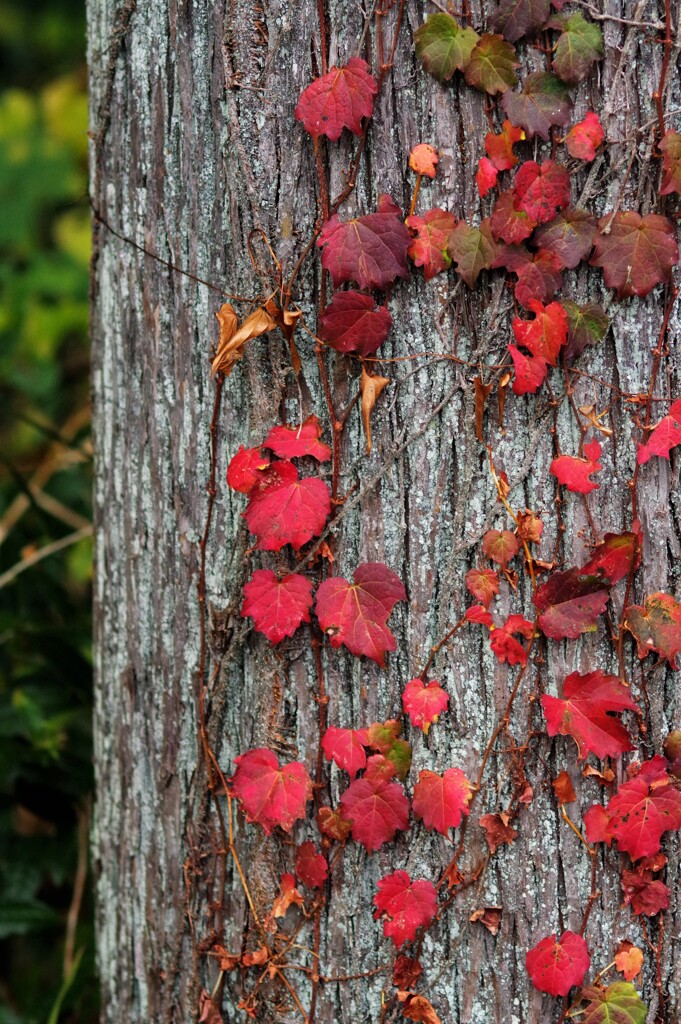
top-left (469, 906), bottom-right (502, 934)
top-left (361, 367), bottom-right (390, 453)
top-left (474, 376), bottom-right (494, 442)
top-left (212, 305), bottom-right (277, 376)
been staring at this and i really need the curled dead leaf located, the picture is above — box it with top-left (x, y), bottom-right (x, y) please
top-left (474, 375), bottom-right (493, 443)
top-left (361, 367), bottom-right (390, 453)
top-left (212, 304), bottom-right (276, 377)
top-left (469, 906), bottom-right (502, 934)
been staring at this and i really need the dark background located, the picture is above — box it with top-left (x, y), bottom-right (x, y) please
top-left (0, 0), bottom-right (96, 1020)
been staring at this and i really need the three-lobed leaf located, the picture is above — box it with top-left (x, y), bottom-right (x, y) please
top-left (541, 670), bottom-right (638, 760)
top-left (318, 195), bottom-right (411, 290)
top-left (339, 755), bottom-right (410, 851)
top-left (373, 870), bottom-right (438, 947)
top-left (501, 71), bottom-right (573, 140)
top-left (589, 211), bottom-right (679, 299)
top-left (231, 748), bottom-right (313, 835)
top-left (526, 930), bottom-right (590, 997)
top-left (464, 34), bottom-right (519, 95)
top-left (576, 982), bottom-right (647, 1024)
top-left (241, 570), bottom-right (314, 643)
top-left (415, 13), bottom-right (480, 82)
top-left (295, 57), bottom-right (377, 140)
top-left (319, 290), bottom-right (392, 357)
top-left (412, 767), bottom-right (473, 835)
top-left (315, 562), bottom-right (406, 666)
top-left (552, 13), bottom-right (603, 85)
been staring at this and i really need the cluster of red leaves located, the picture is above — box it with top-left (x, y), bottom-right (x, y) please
top-left (584, 755), bottom-right (681, 862)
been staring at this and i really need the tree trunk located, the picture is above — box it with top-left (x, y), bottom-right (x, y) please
top-left (88, 2), bottom-right (681, 1023)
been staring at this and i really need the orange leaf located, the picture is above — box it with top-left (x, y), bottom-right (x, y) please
top-left (361, 367), bottom-right (390, 453)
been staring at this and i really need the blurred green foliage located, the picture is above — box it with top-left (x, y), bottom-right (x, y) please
top-left (0, 1), bottom-right (96, 1022)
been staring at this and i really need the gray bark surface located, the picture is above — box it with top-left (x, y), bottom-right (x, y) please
top-left (89, 1), bottom-right (681, 1022)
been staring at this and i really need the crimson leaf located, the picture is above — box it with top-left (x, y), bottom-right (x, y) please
top-left (317, 195), bottom-right (411, 290)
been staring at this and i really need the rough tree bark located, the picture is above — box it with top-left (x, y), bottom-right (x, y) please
top-left (88, 2), bottom-right (681, 1022)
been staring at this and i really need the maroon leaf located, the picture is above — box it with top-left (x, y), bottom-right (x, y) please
top-left (490, 190), bottom-right (536, 245)
top-left (501, 72), bottom-right (573, 141)
top-left (533, 568), bottom-right (610, 640)
top-left (317, 195), bottom-right (411, 290)
top-left (490, 0), bottom-right (551, 42)
top-left (319, 290), bottom-right (392, 357)
top-left (533, 208), bottom-right (597, 269)
top-left (589, 211), bottom-right (679, 299)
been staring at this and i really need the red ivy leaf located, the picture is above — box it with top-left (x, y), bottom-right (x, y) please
top-left (533, 568), bottom-right (610, 640)
top-left (373, 870), bottom-right (438, 947)
top-left (659, 130), bottom-right (681, 196)
top-left (295, 842), bottom-right (328, 889)
top-left (482, 528), bottom-right (519, 567)
top-left (465, 567), bottom-right (500, 607)
top-left (513, 159), bottom-right (570, 225)
top-left (294, 57), bottom-right (377, 141)
top-left (551, 439), bottom-right (603, 494)
top-left (541, 670), bottom-right (638, 760)
top-left (512, 299), bottom-right (568, 365)
top-left (319, 290), bottom-right (393, 357)
top-left (552, 771), bottom-right (577, 804)
top-left (244, 470), bottom-right (331, 551)
top-left (489, 614), bottom-right (534, 666)
top-left (464, 34), bottom-right (520, 95)
top-left (490, 0), bottom-right (551, 42)
top-left (589, 211), bottom-right (679, 299)
top-left (565, 111), bottom-right (604, 161)
top-left (476, 157), bottom-right (499, 197)
top-left (621, 866), bottom-right (670, 917)
top-left (526, 930), bottom-right (590, 996)
top-left (637, 399), bottom-right (681, 464)
top-left (533, 208), bottom-right (597, 269)
top-left (315, 562), bottom-right (406, 666)
top-left (501, 71), bottom-right (572, 141)
top-left (402, 678), bottom-right (449, 734)
top-left (485, 120), bottom-right (526, 171)
top-left (412, 768), bottom-right (473, 835)
top-left (226, 446), bottom-right (271, 493)
top-left (317, 195), bottom-right (411, 290)
top-left (231, 749), bottom-right (312, 835)
top-left (466, 604), bottom-right (494, 627)
top-left (241, 570), bottom-right (313, 643)
top-left (624, 592), bottom-right (681, 668)
top-left (498, 245), bottom-right (564, 307)
top-left (339, 755), bottom-right (410, 851)
top-left (580, 531), bottom-right (640, 585)
top-left (605, 760), bottom-right (681, 860)
top-left (322, 726), bottom-right (369, 778)
top-left (447, 219), bottom-right (498, 287)
top-left (406, 208), bottom-right (457, 279)
top-left (263, 415), bottom-right (331, 462)
top-left (490, 190), bottom-right (536, 245)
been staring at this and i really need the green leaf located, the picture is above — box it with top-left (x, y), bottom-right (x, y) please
top-left (464, 34), bottom-right (519, 95)
top-left (447, 219), bottom-right (498, 288)
top-left (501, 71), bottom-right (572, 140)
top-left (0, 899), bottom-right (60, 939)
top-left (562, 300), bottom-right (609, 361)
top-left (553, 13), bottom-right (603, 85)
top-left (415, 13), bottom-right (480, 82)
top-left (578, 982), bottom-right (647, 1024)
